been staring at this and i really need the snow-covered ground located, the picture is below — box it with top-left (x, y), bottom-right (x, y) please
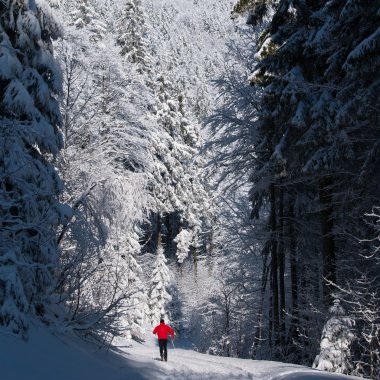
top-left (1, 325), bottom-right (363, 380)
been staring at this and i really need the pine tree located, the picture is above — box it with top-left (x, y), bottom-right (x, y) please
top-left (0, 0), bottom-right (64, 336)
top-left (148, 238), bottom-right (172, 326)
top-left (120, 230), bottom-right (146, 340)
top-left (121, 0), bottom-right (215, 264)
top-left (69, 0), bottom-right (107, 42)
top-left (313, 298), bottom-right (355, 375)
top-left (173, 229), bottom-right (192, 264)
top-left (116, 0), bottom-right (148, 69)
top-left (147, 75), bottom-right (210, 262)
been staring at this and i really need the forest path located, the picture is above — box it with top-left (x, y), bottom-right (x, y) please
top-left (113, 331), bottom-right (363, 380)
top-left (1, 324), bottom-right (363, 380)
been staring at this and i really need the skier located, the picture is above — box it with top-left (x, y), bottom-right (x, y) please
top-left (153, 319), bottom-right (175, 361)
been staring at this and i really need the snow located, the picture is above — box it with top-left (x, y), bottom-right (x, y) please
top-left (345, 26), bottom-right (380, 66)
top-left (1, 325), bottom-right (364, 380)
top-left (173, 229), bottom-right (192, 263)
top-left (254, 36), bottom-right (275, 60)
top-left (3, 79), bottom-right (35, 116)
top-left (21, 10), bottom-right (42, 40)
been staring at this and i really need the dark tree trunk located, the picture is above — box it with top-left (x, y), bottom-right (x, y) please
top-left (319, 177), bottom-right (336, 308)
top-left (191, 245), bottom-right (198, 276)
top-left (270, 184), bottom-right (279, 342)
top-left (252, 243), bottom-right (270, 359)
top-left (224, 292), bottom-right (231, 357)
top-left (278, 187), bottom-right (286, 343)
top-left (268, 287), bottom-right (273, 350)
top-left (288, 201), bottom-right (298, 329)
top-left (156, 213), bottom-right (162, 249)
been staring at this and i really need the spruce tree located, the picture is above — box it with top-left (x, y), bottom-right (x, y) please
top-left (313, 298), bottom-right (355, 375)
top-left (121, 230), bottom-right (146, 340)
top-left (0, 0), bottom-right (63, 336)
top-left (116, 0), bottom-right (147, 69)
top-left (148, 238), bottom-right (172, 326)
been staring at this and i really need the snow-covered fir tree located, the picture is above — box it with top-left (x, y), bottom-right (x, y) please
top-left (119, 229), bottom-right (146, 340)
top-left (148, 237), bottom-right (172, 326)
top-left (135, 0), bottom-right (230, 265)
top-left (173, 229), bottom-right (192, 264)
top-left (116, 0), bottom-right (147, 69)
top-left (0, 0), bottom-right (66, 337)
top-left (313, 298), bottom-right (355, 375)
top-left (148, 74), bottom-right (210, 261)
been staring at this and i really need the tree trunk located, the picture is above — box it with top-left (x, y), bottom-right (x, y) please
top-left (252, 243), bottom-right (270, 359)
top-left (270, 184), bottom-right (279, 342)
top-left (278, 187), bottom-right (286, 343)
top-left (192, 245), bottom-right (198, 276)
top-left (156, 213), bottom-right (162, 250)
top-left (224, 292), bottom-right (230, 357)
top-left (319, 177), bottom-right (336, 308)
top-left (288, 201), bottom-right (298, 331)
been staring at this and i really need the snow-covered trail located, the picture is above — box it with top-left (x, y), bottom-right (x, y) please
top-left (115, 331), bottom-right (363, 380)
top-left (1, 325), bottom-right (363, 380)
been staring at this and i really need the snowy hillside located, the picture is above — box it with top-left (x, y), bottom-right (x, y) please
top-left (1, 326), bottom-right (364, 380)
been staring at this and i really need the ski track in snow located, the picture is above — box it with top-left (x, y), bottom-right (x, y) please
top-left (114, 331), bottom-right (363, 380)
top-left (1, 325), bottom-right (364, 380)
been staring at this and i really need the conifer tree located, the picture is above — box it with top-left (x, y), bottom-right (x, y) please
top-left (0, 0), bottom-right (64, 336)
top-left (148, 75), bottom-right (210, 261)
top-left (116, 0), bottom-right (147, 69)
top-left (116, 0), bottom-right (213, 263)
top-left (120, 230), bottom-right (146, 340)
top-left (313, 298), bottom-right (355, 375)
top-left (148, 237), bottom-right (172, 326)
top-left (225, 0), bottom-right (380, 362)
top-left (173, 229), bottom-right (192, 264)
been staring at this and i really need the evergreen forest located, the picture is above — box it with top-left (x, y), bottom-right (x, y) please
top-left (0, 0), bottom-right (379, 378)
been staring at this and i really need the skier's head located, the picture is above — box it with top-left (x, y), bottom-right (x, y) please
top-left (160, 318), bottom-right (165, 324)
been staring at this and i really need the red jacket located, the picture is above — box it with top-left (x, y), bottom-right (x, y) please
top-left (153, 322), bottom-right (174, 340)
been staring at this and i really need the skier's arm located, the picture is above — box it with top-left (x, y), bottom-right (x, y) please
top-left (153, 326), bottom-right (158, 335)
top-left (169, 327), bottom-right (174, 339)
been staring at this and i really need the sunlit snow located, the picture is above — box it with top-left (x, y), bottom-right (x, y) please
top-left (1, 326), bottom-right (363, 380)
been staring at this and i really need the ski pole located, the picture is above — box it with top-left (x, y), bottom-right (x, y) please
top-left (171, 338), bottom-right (175, 350)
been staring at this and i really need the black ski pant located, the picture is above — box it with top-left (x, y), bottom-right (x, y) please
top-left (158, 339), bottom-right (168, 360)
